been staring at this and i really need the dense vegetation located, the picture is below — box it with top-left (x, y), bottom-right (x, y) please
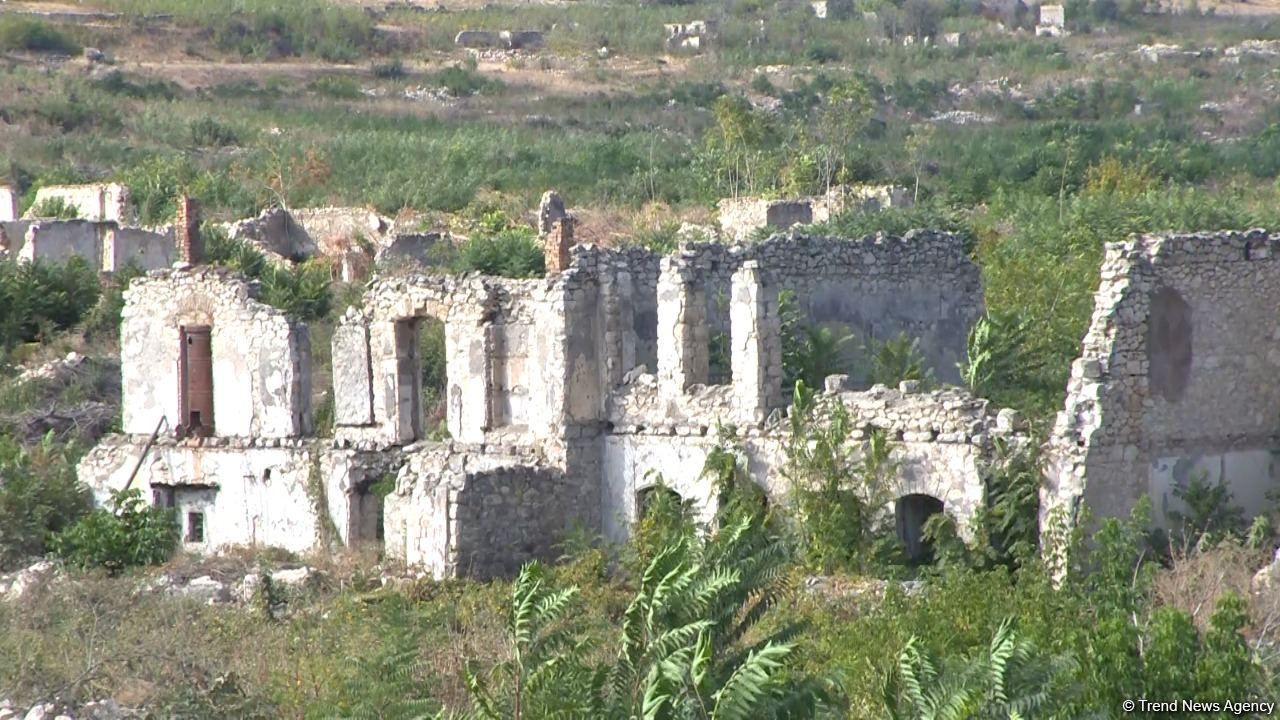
top-left (2, 0), bottom-right (1280, 715)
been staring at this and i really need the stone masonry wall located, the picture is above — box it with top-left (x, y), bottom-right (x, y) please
top-left (120, 267), bottom-right (312, 439)
top-left (602, 380), bottom-right (1022, 543)
top-left (656, 232), bottom-right (983, 389)
top-left (383, 443), bottom-right (589, 580)
top-left (1045, 231), bottom-right (1280, 534)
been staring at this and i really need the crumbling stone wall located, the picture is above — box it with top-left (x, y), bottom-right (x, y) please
top-left (718, 198), bottom-right (813, 242)
top-left (1045, 231), bottom-right (1280, 533)
top-left (383, 444), bottom-right (589, 579)
top-left (654, 232), bottom-right (983, 389)
top-left (2, 220), bottom-right (174, 272)
top-left (78, 436), bottom-right (390, 554)
top-left (26, 183), bottom-right (135, 224)
top-left (602, 380), bottom-right (1019, 543)
top-left (333, 271), bottom-right (589, 445)
top-left (120, 267), bottom-right (312, 439)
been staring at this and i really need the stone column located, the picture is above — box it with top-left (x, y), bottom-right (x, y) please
top-left (176, 195), bottom-right (202, 265)
top-left (731, 260), bottom-right (782, 422)
top-left (656, 258), bottom-right (708, 394)
top-left (445, 310), bottom-right (494, 443)
top-left (543, 216), bottom-right (574, 274)
top-left (600, 269), bottom-right (635, 387)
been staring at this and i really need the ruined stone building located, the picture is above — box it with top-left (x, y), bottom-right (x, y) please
top-left (1044, 231), bottom-right (1280, 534)
top-left (79, 228), bottom-right (1033, 577)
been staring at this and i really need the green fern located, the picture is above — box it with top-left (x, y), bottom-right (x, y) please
top-left (885, 619), bottom-right (1078, 720)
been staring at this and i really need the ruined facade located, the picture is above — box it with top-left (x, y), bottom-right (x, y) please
top-left (0, 219), bottom-right (175, 273)
top-left (1044, 231), bottom-right (1280, 533)
top-left (79, 229), bottom-right (1017, 578)
top-left (25, 183), bottom-right (135, 224)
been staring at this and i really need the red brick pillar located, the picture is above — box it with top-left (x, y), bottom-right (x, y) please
top-left (176, 195), bottom-right (203, 265)
top-left (543, 216), bottom-right (574, 274)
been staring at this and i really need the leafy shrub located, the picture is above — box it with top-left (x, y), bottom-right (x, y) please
top-left (428, 65), bottom-right (504, 97)
top-left (204, 227), bottom-right (333, 321)
top-left (451, 229), bottom-right (544, 278)
top-left (884, 619), bottom-right (1079, 718)
top-left (189, 117), bottom-right (240, 148)
top-left (627, 472), bottom-right (698, 574)
top-left (778, 289), bottom-right (855, 391)
top-left (784, 381), bottom-right (900, 574)
top-left (865, 332), bottom-right (934, 389)
top-left (0, 17), bottom-right (79, 54)
top-left (50, 488), bottom-right (178, 574)
top-left (82, 262), bottom-right (146, 341)
top-left (0, 433), bottom-right (91, 571)
top-left (459, 513), bottom-right (829, 718)
top-left (28, 197), bottom-right (79, 219)
top-left (258, 260), bottom-right (333, 322)
top-left (209, 8), bottom-right (377, 62)
top-left (0, 258), bottom-right (101, 353)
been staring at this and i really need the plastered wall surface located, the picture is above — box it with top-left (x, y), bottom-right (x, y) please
top-left (120, 267), bottom-right (312, 439)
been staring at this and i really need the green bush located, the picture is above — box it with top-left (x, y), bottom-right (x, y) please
top-left (428, 65), bottom-right (504, 97)
top-left (204, 226), bottom-right (333, 321)
top-left (371, 59), bottom-right (406, 79)
top-left (452, 228), bottom-right (544, 278)
top-left (783, 381), bottom-right (900, 574)
top-left (0, 17), bottom-right (79, 54)
top-left (50, 488), bottom-right (178, 574)
top-left (0, 434), bottom-right (91, 571)
top-left (309, 75), bottom-right (363, 100)
top-left (189, 117), bottom-right (240, 148)
top-left (0, 258), bottom-right (101, 353)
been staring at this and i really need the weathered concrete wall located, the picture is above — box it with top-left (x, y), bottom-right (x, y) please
top-left (18, 221), bottom-right (99, 265)
top-left (104, 226), bottom-right (175, 272)
top-left (120, 267), bottom-right (312, 438)
top-left (4, 220), bottom-right (174, 272)
top-left (1045, 231), bottom-right (1280, 534)
top-left (27, 183), bottom-right (134, 224)
top-left (78, 436), bottom-right (392, 553)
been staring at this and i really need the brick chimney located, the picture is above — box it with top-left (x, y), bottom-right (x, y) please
top-left (543, 216), bottom-right (574, 274)
top-left (176, 195), bottom-right (203, 265)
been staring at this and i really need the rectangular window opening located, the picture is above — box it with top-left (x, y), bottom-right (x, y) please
top-left (186, 511), bottom-right (205, 543)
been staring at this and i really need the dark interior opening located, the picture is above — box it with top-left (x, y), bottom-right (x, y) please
top-left (637, 485), bottom-right (685, 520)
top-left (186, 511), bottom-right (205, 543)
top-left (895, 494), bottom-right (944, 564)
top-left (180, 325), bottom-right (214, 436)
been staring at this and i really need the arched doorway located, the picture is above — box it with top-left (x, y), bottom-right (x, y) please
top-left (895, 494), bottom-right (944, 564)
top-left (637, 485), bottom-right (686, 521)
